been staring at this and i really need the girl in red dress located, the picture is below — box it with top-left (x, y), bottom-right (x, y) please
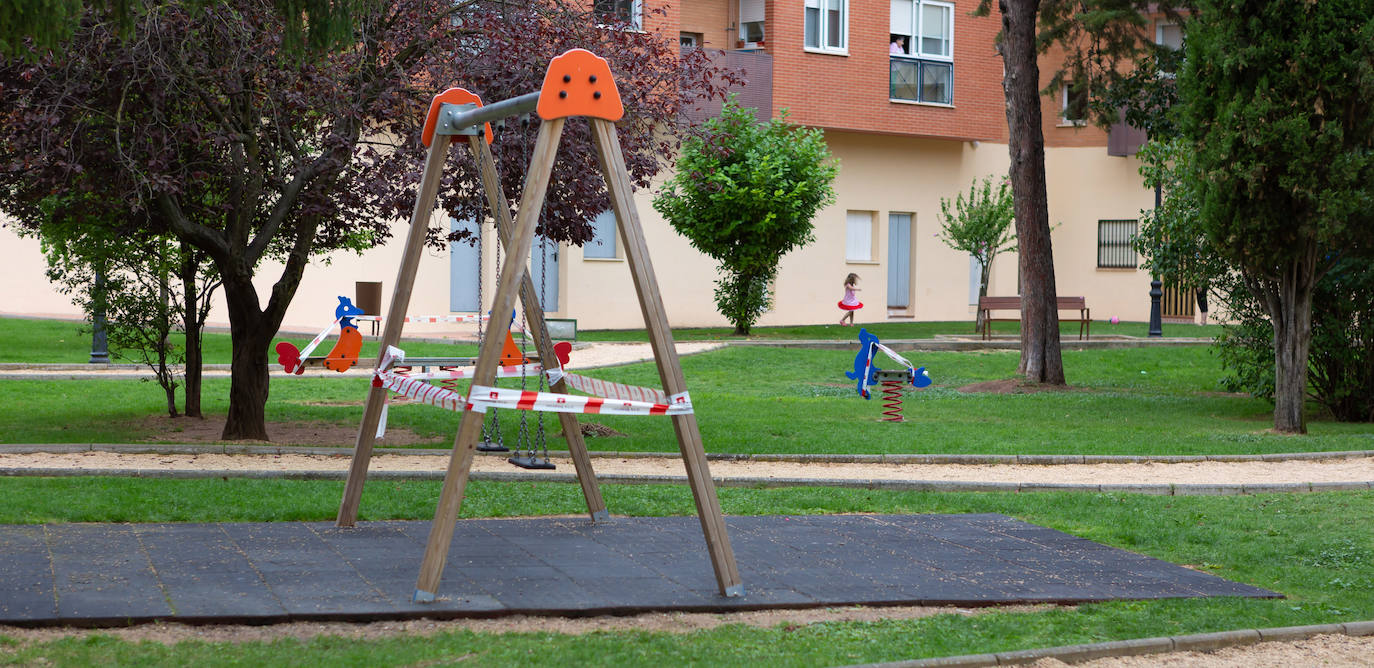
top-left (838, 273), bottom-right (862, 325)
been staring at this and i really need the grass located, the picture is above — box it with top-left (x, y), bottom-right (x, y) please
top-left (580, 319), bottom-right (1226, 342)
top-left (2, 315), bottom-right (1371, 664)
top-left (3, 344), bottom-right (1372, 456)
top-left (1, 316), bottom-right (1222, 365)
top-left (0, 478), bottom-right (1370, 665)
top-left (0, 317), bottom-right (479, 364)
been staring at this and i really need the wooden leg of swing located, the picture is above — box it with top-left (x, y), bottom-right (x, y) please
top-left (589, 118), bottom-right (742, 595)
top-left (338, 134), bottom-right (454, 528)
top-left (415, 119), bottom-right (565, 601)
top-left (468, 135), bottom-right (607, 521)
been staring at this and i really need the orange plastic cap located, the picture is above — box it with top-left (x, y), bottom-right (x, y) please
top-left (537, 49), bottom-right (624, 121)
top-left (421, 88), bottom-right (494, 147)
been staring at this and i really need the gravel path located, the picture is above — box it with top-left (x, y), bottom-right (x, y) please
top-left (4, 450), bottom-right (1373, 487)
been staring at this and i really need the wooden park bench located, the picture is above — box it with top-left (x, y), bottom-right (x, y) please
top-left (977, 295), bottom-right (1091, 340)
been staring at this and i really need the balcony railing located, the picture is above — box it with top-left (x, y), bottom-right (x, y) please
top-left (890, 55), bottom-right (953, 105)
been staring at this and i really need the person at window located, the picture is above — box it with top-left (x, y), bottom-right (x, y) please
top-left (889, 35), bottom-right (909, 55)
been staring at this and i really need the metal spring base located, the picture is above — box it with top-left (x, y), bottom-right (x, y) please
top-left (880, 380), bottom-right (904, 422)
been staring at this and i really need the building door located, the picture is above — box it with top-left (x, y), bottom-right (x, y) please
top-left (449, 218), bottom-right (480, 312)
top-left (887, 213), bottom-right (912, 309)
top-left (528, 235), bottom-right (559, 312)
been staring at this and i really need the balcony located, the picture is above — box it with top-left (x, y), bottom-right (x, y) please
top-left (890, 55), bottom-right (952, 105)
top-left (681, 48), bottom-right (774, 126)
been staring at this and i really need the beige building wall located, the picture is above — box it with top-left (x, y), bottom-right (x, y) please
top-left (1, 133), bottom-right (1157, 333)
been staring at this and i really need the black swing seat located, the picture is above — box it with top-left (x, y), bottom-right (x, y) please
top-left (507, 456), bottom-right (556, 470)
top-left (477, 441), bottom-right (509, 453)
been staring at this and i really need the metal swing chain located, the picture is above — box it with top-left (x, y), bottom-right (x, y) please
top-left (485, 209), bottom-right (503, 449)
top-left (536, 233), bottom-right (549, 461)
top-left (516, 277), bottom-right (532, 459)
top-left (475, 210), bottom-right (494, 446)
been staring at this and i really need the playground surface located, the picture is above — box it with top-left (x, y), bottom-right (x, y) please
top-left (0, 513), bottom-right (1276, 628)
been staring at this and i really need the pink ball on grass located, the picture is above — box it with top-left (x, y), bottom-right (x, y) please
top-left (1110, 316), bottom-right (1120, 324)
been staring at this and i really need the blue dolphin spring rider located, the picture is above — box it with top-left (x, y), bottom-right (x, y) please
top-left (845, 328), bottom-right (931, 421)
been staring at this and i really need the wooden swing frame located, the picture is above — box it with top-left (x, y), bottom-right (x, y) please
top-left (333, 49), bottom-right (743, 603)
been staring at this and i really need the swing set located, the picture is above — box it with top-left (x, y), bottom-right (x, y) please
top-left (332, 49), bottom-right (743, 603)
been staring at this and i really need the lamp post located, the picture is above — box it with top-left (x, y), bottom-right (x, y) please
top-left (89, 270), bottom-right (110, 363)
top-left (1147, 182), bottom-right (1163, 337)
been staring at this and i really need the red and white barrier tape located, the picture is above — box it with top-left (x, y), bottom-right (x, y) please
top-left (860, 342), bottom-right (918, 397)
top-left (373, 371), bottom-right (691, 418)
top-left (355, 314), bottom-right (489, 324)
top-left (394, 364), bottom-right (545, 381)
top-left (544, 369), bottom-right (668, 405)
top-left (296, 318), bottom-right (341, 361)
top-left (378, 371), bottom-right (469, 412)
top-left (466, 385), bottom-right (691, 416)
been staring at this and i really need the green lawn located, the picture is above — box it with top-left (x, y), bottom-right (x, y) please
top-left (2, 315), bottom-right (1371, 665)
top-left (0, 317), bottom-right (479, 364)
top-left (0, 478), bottom-right (1370, 665)
top-left (3, 344), bottom-right (1371, 455)
top-left (581, 319), bottom-right (1225, 342)
top-left (0, 316), bottom-right (1221, 365)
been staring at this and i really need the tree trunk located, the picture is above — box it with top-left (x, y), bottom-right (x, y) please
top-left (999, 0), bottom-right (1065, 385)
top-left (221, 274), bottom-right (272, 440)
top-left (976, 260), bottom-right (993, 333)
top-left (1261, 259), bottom-right (1317, 434)
top-left (180, 245), bottom-right (203, 418)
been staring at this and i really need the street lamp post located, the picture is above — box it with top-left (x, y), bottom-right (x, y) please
top-left (1148, 182), bottom-right (1163, 337)
top-left (89, 271), bottom-right (110, 363)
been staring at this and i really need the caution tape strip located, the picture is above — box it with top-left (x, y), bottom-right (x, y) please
top-left (374, 372), bottom-right (691, 417)
top-left (355, 314), bottom-right (489, 324)
top-left (467, 385), bottom-right (691, 416)
top-left (394, 364), bottom-right (545, 381)
top-left (544, 369), bottom-right (669, 405)
top-left (296, 318), bottom-right (341, 362)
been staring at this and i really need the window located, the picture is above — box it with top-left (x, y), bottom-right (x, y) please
top-left (584, 210), bottom-right (618, 259)
top-left (845, 211), bottom-right (874, 262)
top-left (804, 0), bottom-right (846, 52)
top-left (1156, 23), bottom-right (1183, 51)
top-left (1060, 82), bottom-right (1088, 126)
top-left (740, 0), bottom-right (765, 45)
top-left (680, 32), bottom-right (701, 47)
top-left (889, 0), bottom-right (954, 105)
top-left (1156, 22), bottom-right (1183, 77)
top-left (594, 0), bottom-right (641, 30)
top-left (1097, 220), bottom-right (1138, 268)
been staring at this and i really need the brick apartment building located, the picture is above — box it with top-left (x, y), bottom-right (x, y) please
top-left (2, 1), bottom-right (1187, 332)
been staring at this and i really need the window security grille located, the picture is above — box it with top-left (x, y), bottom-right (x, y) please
top-left (1097, 219), bottom-right (1138, 269)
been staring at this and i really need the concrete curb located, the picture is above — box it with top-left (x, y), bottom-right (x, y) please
top-left (852, 620), bottom-right (1374, 667)
top-left (1, 466), bottom-right (1369, 495)
top-left (2, 443), bottom-right (1371, 465)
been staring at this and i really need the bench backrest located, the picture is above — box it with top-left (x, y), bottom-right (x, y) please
top-left (978, 296), bottom-right (1087, 311)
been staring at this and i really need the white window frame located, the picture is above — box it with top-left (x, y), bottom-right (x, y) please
top-left (595, 0), bottom-right (642, 31)
top-left (1155, 22), bottom-right (1183, 78)
top-left (804, 0), bottom-right (848, 55)
top-left (739, 0), bottom-right (765, 46)
top-left (1059, 85), bottom-right (1088, 127)
top-left (888, 0), bottom-right (955, 106)
top-left (890, 0), bottom-right (953, 61)
top-left (845, 211), bottom-right (876, 262)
